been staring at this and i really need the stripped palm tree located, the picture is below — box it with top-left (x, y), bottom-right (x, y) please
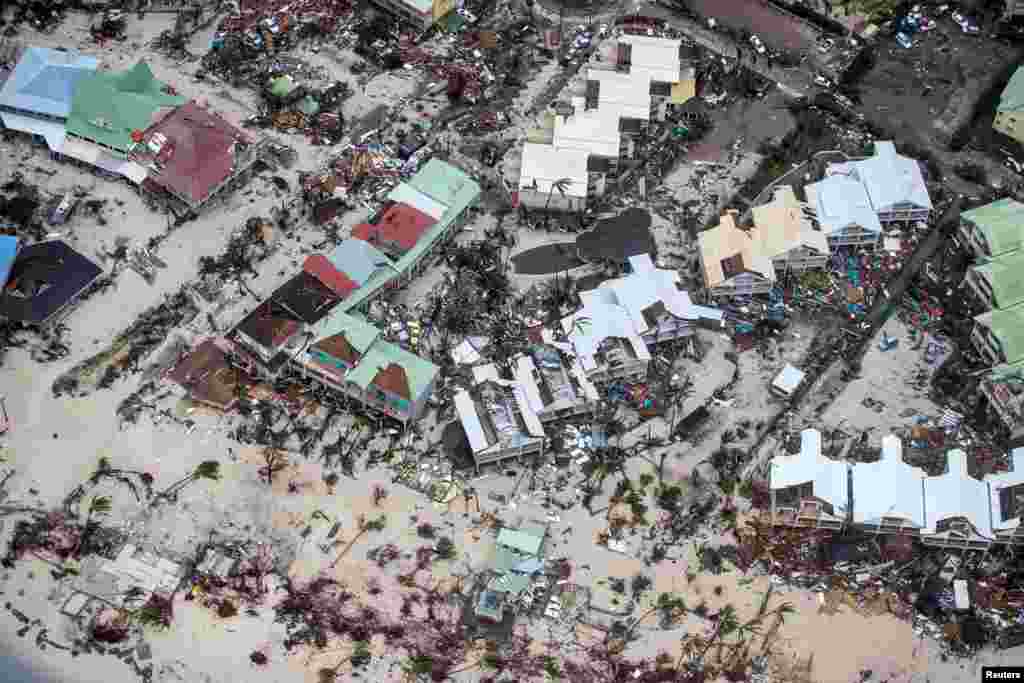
top-left (75, 495), bottom-right (112, 557)
top-left (153, 460), bottom-right (221, 504)
top-left (542, 177), bottom-right (573, 230)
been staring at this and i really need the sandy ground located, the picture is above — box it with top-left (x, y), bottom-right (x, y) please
top-left (1, 9), bottom-right (1022, 683)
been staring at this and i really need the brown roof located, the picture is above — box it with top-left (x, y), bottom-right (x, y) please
top-left (372, 362), bottom-right (411, 400)
top-left (235, 301), bottom-right (301, 349)
top-left (166, 338), bottom-right (240, 410)
top-left (313, 333), bottom-right (360, 365)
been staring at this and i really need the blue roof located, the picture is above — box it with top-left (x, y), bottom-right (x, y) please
top-left (327, 239), bottom-right (395, 285)
top-left (0, 235), bottom-right (18, 287)
top-left (0, 48), bottom-right (98, 119)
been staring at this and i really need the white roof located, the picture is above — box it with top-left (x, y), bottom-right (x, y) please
top-left (806, 173), bottom-right (882, 236)
top-left (387, 182), bottom-right (447, 220)
top-left (561, 298), bottom-right (650, 373)
top-left (772, 364), bottom-right (805, 394)
top-left (451, 336), bottom-right (489, 365)
top-left (922, 449), bottom-right (994, 539)
top-left (845, 141), bottom-right (932, 214)
top-left (769, 429), bottom-right (848, 510)
top-left (518, 143), bottom-right (589, 198)
top-left (553, 101), bottom-right (621, 159)
top-left (594, 254), bottom-right (722, 334)
top-left (588, 69), bottom-right (651, 121)
top-left (619, 35), bottom-right (683, 83)
top-left (454, 390), bottom-right (489, 453)
top-left (986, 448), bottom-right (1024, 533)
top-left (455, 363), bottom-right (547, 455)
top-left (851, 434), bottom-right (925, 527)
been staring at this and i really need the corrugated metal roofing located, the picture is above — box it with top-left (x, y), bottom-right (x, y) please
top-left (66, 60), bottom-right (185, 153)
top-left (455, 390), bottom-right (488, 452)
top-left (0, 47), bottom-right (98, 119)
top-left (962, 198), bottom-right (1024, 258)
top-left (351, 201), bottom-right (436, 252)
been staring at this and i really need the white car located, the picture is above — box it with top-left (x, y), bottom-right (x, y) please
top-left (750, 35), bottom-right (766, 54)
top-left (817, 38), bottom-right (835, 52)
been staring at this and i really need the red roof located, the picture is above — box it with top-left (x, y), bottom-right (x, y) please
top-left (303, 254), bottom-right (358, 299)
top-left (350, 202), bottom-right (436, 254)
top-left (135, 101), bottom-right (251, 207)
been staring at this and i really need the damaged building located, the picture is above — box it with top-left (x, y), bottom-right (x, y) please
top-left (769, 429), bottom-right (1024, 547)
top-left (699, 186), bottom-right (829, 297)
top-left (562, 254), bottom-right (719, 384)
top-left (293, 310), bottom-right (439, 423)
top-left (130, 100), bottom-right (269, 216)
top-left (454, 363), bottom-right (547, 473)
top-left (0, 46), bottom-right (98, 154)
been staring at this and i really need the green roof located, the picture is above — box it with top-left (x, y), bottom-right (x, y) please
top-left (976, 304), bottom-right (1024, 364)
top-left (268, 75), bottom-right (298, 98)
top-left (344, 338), bottom-right (438, 400)
top-left (962, 199), bottom-right (1024, 258)
top-left (308, 311), bottom-right (379, 352)
top-left (496, 526), bottom-right (545, 556)
top-left (1000, 66), bottom-right (1024, 113)
top-left (407, 158), bottom-right (481, 211)
top-left (972, 250), bottom-right (1024, 309)
top-left (66, 61), bottom-right (184, 153)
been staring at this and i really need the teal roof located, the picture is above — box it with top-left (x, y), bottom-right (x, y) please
top-left (497, 526), bottom-right (545, 556)
top-left (962, 199), bottom-right (1024, 258)
top-left (492, 544), bottom-right (522, 573)
top-left (345, 338), bottom-right (438, 400)
top-left (66, 61), bottom-right (184, 153)
top-left (308, 310), bottom-right (379, 350)
top-left (976, 303), bottom-right (1024, 364)
top-left (1000, 66), bottom-right (1024, 113)
top-left (972, 250), bottom-right (1024, 309)
top-left (487, 572), bottom-right (532, 596)
top-left (407, 158), bottom-right (481, 214)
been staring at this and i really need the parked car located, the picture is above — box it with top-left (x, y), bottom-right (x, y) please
top-left (813, 73), bottom-right (833, 88)
top-left (817, 37), bottom-right (835, 52)
top-left (49, 192), bottom-right (77, 226)
top-left (896, 32), bottom-right (914, 48)
top-left (750, 35), bottom-right (766, 54)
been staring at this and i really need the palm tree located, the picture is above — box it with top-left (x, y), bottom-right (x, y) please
top-left (154, 460), bottom-right (221, 504)
top-left (75, 495), bottom-right (112, 557)
top-left (543, 177), bottom-right (573, 229)
top-left (260, 447), bottom-right (289, 486)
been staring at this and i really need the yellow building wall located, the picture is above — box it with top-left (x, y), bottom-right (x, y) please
top-left (994, 111), bottom-right (1024, 145)
top-left (433, 0), bottom-right (454, 21)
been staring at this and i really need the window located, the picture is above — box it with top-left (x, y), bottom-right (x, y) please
top-left (1000, 483), bottom-right (1024, 522)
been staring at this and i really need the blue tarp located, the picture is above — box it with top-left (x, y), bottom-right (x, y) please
top-left (0, 235), bottom-right (18, 288)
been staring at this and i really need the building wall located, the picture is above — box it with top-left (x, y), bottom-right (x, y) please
top-left (708, 272), bottom-right (774, 297)
top-left (771, 247), bottom-right (829, 273)
top-left (518, 187), bottom-right (586, 213)
top-left (585, 357), bottom-right (648, 385)
top-left (995, 110), bottom-right (1024, 146)
top-left (474, 437), bottom-right (545, 469)
top-left (826, 226), bottom-right (880, 250)
top-left (368, 0), bottom-right (434, 29)
top-left (876, 204), bottom-right (929, 224)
